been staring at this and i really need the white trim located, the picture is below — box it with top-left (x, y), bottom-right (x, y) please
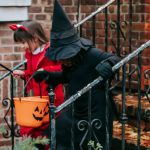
top-left (0, 7), bottom-right (28, 21)
top-left (0, 0), bottom-right (31, 6)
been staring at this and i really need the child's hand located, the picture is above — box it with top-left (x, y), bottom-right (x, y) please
top-left (13, 70), bottom-right (25, 79)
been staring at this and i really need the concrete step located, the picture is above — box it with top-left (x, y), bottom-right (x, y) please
top-left (113, 94), bottom-right (150, 130)
top-left (113, 121), bottom-right (150, 149)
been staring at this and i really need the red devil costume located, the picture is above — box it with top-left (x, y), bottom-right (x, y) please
top-left (9, 23), bottom-right (64, 142)
top-left (33, 0), bottom-right (120, 149)
top-left (20, 42), bottom-right (64, 138)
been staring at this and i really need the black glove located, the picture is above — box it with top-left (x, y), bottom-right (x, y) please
top-left (33, 70), bottom-right (51, 83)
top-left (95, 61), bottom-right (115, 80)
top-left (45, 71), bottom-right (63, 89)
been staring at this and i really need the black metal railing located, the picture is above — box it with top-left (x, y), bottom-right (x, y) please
top-left (0, 60), bottom-right (27, 150)
top-left (0, 0), bottom-right (150, 150)
top-left (52, 40), bottom-right (150, 150)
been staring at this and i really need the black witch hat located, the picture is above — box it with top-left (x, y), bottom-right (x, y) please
top-left (45, 0), bottom-right (92, 61)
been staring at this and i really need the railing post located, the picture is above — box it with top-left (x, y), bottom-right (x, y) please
top-left (48, 86), bottom-right (56, 150)
top-left (120, 65), bottom-right (128, 150)
top-left (10, 75), bottom-right (14, 150)
top-left (105, 81), bottom-right (110, 150)
top-left (105, 7), bottom-right (108, 52)
top-left (128, 0), bottom-right (133, 94)
top-left (137, 53), bottom-right (142, 150)
top-left (88, 89), bottom-right (92, 150)
top-left (92, 16), bottom-right (96, 46)
top-left (117, 0), bottom-right (121, 57)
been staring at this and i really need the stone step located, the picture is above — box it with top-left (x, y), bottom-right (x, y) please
top-left (113, 94), bottom-right (150, 129)
top-left (112, 121), bottom-right (150, 149)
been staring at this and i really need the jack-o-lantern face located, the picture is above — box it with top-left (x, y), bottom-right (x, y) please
top-left (32, 106), bottom-right (45, 121)
top-left (43, 102), bottom-right (49, 117)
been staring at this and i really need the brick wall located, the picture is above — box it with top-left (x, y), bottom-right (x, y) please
top-left (0, 0), bottom-right (150, 149)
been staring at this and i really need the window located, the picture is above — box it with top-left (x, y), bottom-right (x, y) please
top-left (0, 0), bottom-right (31, 21)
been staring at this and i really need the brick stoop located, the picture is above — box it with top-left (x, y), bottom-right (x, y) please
top-left (112, 94), bottom-right (150, 149)
top-left (113, 121), bottom-right (150, 149)
top-left (114, 94), bottom-right (150, 130)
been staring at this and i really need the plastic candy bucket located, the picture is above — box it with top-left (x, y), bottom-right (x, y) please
top-left (14, 96), bottom-right (49, 127)
top-left (37, 96), bottom-right (50, 124)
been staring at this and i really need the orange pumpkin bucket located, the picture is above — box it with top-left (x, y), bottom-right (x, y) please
top-left (42, 101), bottom-right (50, 123)
top-left (37, 96), bottom-right (50, 124)
top-left (14, 97), bottom-right (49, 127)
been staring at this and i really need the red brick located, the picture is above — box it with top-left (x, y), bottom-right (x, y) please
top-left (81, 0), bottom-right (107, 5)
top-left (144, 23), bottom-right (150, 31)
top-left (135, 5), bottom-right (145, 13)
top-left (64, 7), bottom-right (77, 13)
top-left (142, 47), bottom-right (150, 57)
top-left (96, 14), bottom-right (106, 21)
top-left (142, 57), bottom-right (150, 65)
top-left (32, 0), bottom-right (38, 4)
top-left (95, 37), bottom-right (105, 44)
top-left (132, 23), bottom-right (145, 31)
top-left (144, 0), bottom-right (150, 4)
top-left (47, 0), bottom-right (52, 5)
top-left (109, 5), bottom-right (116, 14)
top-left (0, 47), bottom-right (13, 53)
top-left (60, 0), bottom-right (72, 5)
top-left (1, 39), bottom-right (14, 45)
top-left (41, 0), bottom-right (49, 5)
top-left (28, 7), bottom-right (42, 13)
top-left (3, 54), bottom-right (21, 61)
top-left (14, 46), bottom-right (24, 53)
top-left (144, 5), bottom-right (150, 13)
top-left (44, 6), bottom-right (53, 13)
top-left (121, 5), bottom-right (129, 13)
top-left (132, 0), bottom-right (142, 3)
top-left (113, 14), bottom-right (125, 20)
top-left (81, 5), bottom-right (95, 13)
top-left (35, 14), bottom-right (47, 20)
top-left (125, 14), bottom-right (140, 22)
top-left (0, 30), bottom-right (13, 37)
top-left (81, 0), bottom-right (95, 5)
top-left (140, 31), bottom-right (150, 39)
top-left (143, 14), bottom-right (150, 22)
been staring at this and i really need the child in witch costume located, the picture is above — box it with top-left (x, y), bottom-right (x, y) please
top-left (33, 0), bottom-right (120, 149)
top-left (9, 20), bottom-right (64, 149)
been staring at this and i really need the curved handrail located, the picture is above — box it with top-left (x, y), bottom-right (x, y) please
top-left (74, 0), bottom-right (115, 28)
top-left (0, 59), bottom-right (27, 81)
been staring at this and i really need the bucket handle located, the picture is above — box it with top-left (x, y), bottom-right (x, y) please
top-left (21, 72), bottom-right (43, 99)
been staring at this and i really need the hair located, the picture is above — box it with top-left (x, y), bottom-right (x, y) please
top-left (14, 20), bottom-right (49, 46)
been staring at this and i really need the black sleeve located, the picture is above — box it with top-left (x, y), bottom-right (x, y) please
top-left (87, 48), bottom-right (120, 68)
top-left (86, 48), bottom-right (120, 80)
top-left (90, 48), bottom-right (121, 66)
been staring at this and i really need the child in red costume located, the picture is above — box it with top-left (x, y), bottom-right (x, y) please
top-left (9, 20), bottom-right (64, 149)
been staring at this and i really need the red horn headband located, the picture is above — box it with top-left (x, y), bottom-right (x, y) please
top-left (9, 24), bottom-right (28, 32)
